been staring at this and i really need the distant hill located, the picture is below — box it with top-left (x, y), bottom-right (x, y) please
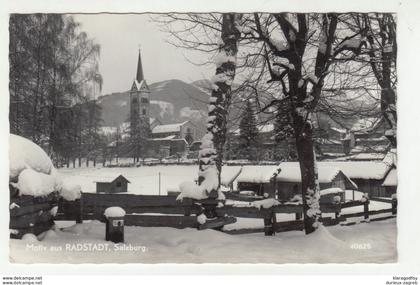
top-left (97, 78), bottom-right (380, 136)
top-left (97, 79), bottom-right (210, 128)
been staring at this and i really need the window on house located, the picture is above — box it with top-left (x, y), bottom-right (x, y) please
top-left (141, 97), bottom-right (148, 103)
top-left (116, 181), bottom-right (122, 187)
top-left (132, 98), bottom-right (138, 104)
top-left (142, 108), bottom-right (146, 115)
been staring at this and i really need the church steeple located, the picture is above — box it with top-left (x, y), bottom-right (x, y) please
top-left (136, 48), bottom-right (144, 82)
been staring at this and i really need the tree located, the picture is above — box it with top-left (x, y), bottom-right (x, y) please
top-left (159, 13), bottom-right (386, 233)
top-left (197, 14), bottom-right (243, 198)
top-left (362, 14), bottom-right (397, 147)
top-left (239, 13), bottom-right (368, 233)
top-left (9, 14), bottom-right (102, 165)
top-left (238, 100), bottom-right (260, 160)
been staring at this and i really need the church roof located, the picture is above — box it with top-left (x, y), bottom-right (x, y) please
top-left (132, 79), bottom-right (149, 92)
top-left (131, 49), bottom-right (149, 92)
top-left (136, 49), bottom-right (144, 82)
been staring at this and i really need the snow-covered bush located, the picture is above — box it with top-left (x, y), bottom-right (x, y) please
top-left (21, 233), bottom-right (38, 243)
top-left (9, 134), bottom-right (54, 180)
top-left (177, 168), bottom-right (226, 201)
top-left (360, 193), bottom-right (369, 203)
top-left (290, 194), bottom-right (303, 203)
top-left (59, 179), bottom-right (82, 201)
top-left (13, 168), bottom-right (60, 197)
top-left (197, 213), bottom-right (207, 225)
top-left (333, 195), bottom-right (341, 203)
top-left (253, 198), bottom-right (280, 209)
top-left (50, 206), bottom-right (59, 217)
top-left (9, 134), bottom-right (70, 198)
top-left (177, 181), bottom-right (208, 200)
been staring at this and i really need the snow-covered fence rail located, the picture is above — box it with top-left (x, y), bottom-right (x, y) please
top-left (221, 198), bottom-right (397, 235)
top-left (56, 192), bottom-right (202, 229)
top-left (56, 193), bottom-right (397, 235)
top-left (224, 192), bottom-right (265, 202)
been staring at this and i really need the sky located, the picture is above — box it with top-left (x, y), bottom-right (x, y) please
top-left (74, 14), bottom-right (214, 95)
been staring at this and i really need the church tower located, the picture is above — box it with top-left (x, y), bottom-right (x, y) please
top-left (130, 49), bottom-right (151, 139)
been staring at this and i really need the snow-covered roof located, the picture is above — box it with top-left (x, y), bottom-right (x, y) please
top-left (383, 148), bottom-right (397, 166)
top-left (258, 124), bottom-right (274, 133)
top-left (276, 162), bottom-right (347, 184)
top-left (320, 187), bottom-right (344, 196)
top-left (99, 126), bottom-right (117, 135)
top-left (350, 144), bottom-right (390, 154)
top-left (330, 127), bottom-right (347, 134)
top-left (231, 123), bottom-right (275, 136)
top-left (150, 135), bottom-right (177, 141)
top-left (382, 168), bottom-right (397, 187)
top-left (314, 138), bottom-right (342, 145)
top-left (319, 161), bottom-right (392, 180)
top-left (94, 174), bottom-right (130, 184)
top-left (348, 153), bottom-right (385, 161)
top-left (351, 117), bottom-right (382, 133)
top-left (236, 165), bottom-right (280, 183)
top-left (152, 121), bottom-right (189, 134)
top-left (221, 166), bottom-right (242, 187)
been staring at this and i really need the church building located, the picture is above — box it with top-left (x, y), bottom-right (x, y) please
top-left (128, 49), bottom-right (195, 158)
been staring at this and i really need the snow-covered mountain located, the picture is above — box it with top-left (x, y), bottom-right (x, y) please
top-left (97, 79), bottom-right (210, 127)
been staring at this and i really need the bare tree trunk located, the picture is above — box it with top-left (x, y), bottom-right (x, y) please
top-left (197, 13), bottom-right (242, 197)
top-left (293, 117), bottom-right (320, 234)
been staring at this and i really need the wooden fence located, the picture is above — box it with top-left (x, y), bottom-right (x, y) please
top-left (10, 191), bottom-right (60, 239)
top-left (56, 192), bottom-right (397, 236)
top-left (56, 193), bottom-right (203, 229)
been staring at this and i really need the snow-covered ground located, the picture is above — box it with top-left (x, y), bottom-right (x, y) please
top-left (57, 165), bottom-right (200, 195)
top-left (58, 165), bottom-right (244, 195)
top-left (9, 218), bottom-right (397, 263)
top-left (40, 165), bottom-right (397, 263)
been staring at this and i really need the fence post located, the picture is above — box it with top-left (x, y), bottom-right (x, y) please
top-left (264, 211), bottom-right (274, 236)
top-left (335, 202), bottom-right (341, 224)
top-left (392, 197), bottom-right (397, 215)
top-left (76, 195), bottom-right (83, 224)
top-left (202, 199), bottom-right (218, 219)
top-left (272, 211), bottom-right (277, 235)
top-left (364, 199), bottom-right (370, 221)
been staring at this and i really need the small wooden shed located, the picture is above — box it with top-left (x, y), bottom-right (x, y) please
top-left (236, 165), bottom-right (281, 198)
top-left (275, 162), bottom-right (357, 201)
top-left (382, 167), bottom-right (397, 197)
top-left (320, 161), bottom-right (394, 198)
top-left (96, 175), bottom-right (130, 193)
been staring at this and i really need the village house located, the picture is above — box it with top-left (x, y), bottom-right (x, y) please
top-left (226, 123), bottom-right (296, 161)
top-left (233, 162), bottom-right (357, 201)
